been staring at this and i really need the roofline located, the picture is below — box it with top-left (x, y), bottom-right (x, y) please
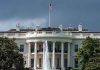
top-left (0, 31), bottom-right (100, 33)
top-left (72, 32), bottom-right (100, 33)
top-left (0, 31), bottom-right (27, 33)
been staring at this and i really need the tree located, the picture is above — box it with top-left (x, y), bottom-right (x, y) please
top-left (0, 37), bottom-right (24, 70)
top-left (77, 37), bottom-right (100, 70)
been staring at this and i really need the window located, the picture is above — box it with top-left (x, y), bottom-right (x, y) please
top-left (57, 58), bottom-right (60, 68)
top-left (64, 58), bottom-right (67, 68)
top-left (31, 59), bottom-right (34, 67)
top-left (48, 41), bottom-right (52, 52)
top-left (75, 58), bottom-right (78, 67)
top-left (55, 42), bottom-right (61, 52)
top-left (39, 58), bottom-right (42, 67)
top-left (64, 42), bottom-right (68, 53)
top-left (50, 58), bottom-right (52, 68)
top-left (31, 44), bottom-right (34, 53)
top-left (19, 44), bottom-right (24, 52)
top-left (75, 45), bottom-right (78, 52)
top-left (38, 44), bottom-right (43, 52)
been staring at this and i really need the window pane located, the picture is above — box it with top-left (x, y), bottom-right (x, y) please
top-left (75, 45), bottom-right (78, 52)
top-left (39, 58), bottom-right (42, 67)
top-left (55, 42), bottom-right (61, 52)
top-left (50, 58), bottom-right (52, 68)
top-left (38, 44), bottom-right (43, 52)
top-left (64, 42), bottom-right (68, 53)
top-left (31, 59), bottom-right (34, 67)
top-left (64, 58), bottom-right (67, 68)
top-left (57, 58), bottom-right (60, 68)
top-left (20, 44), bottom-right (24, 52)
top-left (48, 41), bottom-right (52, 52)
top-left (31, 44), bottom-right (34, 53)
top-left (75, 58), bottom-right (78, 67)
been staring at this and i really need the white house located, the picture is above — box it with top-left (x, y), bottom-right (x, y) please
top-left (0, 24), bottom-right (100, 70)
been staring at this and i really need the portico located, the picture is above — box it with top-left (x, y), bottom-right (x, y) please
top-left (26, 38), bottom-right (72, 70)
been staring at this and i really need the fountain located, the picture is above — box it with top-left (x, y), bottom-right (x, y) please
top-left (43, 40), bottom-right (51, 70)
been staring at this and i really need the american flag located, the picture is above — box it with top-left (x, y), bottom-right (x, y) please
top-left (49, 3), bottom-right (52, 11)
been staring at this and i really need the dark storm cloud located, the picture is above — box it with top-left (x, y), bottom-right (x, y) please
top-left (0, 0), bottom-right (100, 31)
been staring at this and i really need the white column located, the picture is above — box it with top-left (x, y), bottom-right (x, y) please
top-left (43, 41), bottom-right (45, 69)
top-left (61, 42), bottom-right (64, 70)
top-left (68, 42), bottom-right (71, 68)
top-left (52, 41), bottom-right (55, 70)
top-left (27, 42), bottom-right (31, 67)
top-left (34, 42), bottom-right (37, 70)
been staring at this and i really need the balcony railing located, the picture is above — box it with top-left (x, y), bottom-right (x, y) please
top-left (35, 49), bottom-right (67, 53)
top-left (0, 33), bottom-right (26, 38)
top-left (26, 31), bottom-right (72, 38)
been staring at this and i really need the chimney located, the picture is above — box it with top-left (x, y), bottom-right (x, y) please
top-left (78, 24), bottom-right (82, 31)
top-left (16, 23), bottom-right (20, 31)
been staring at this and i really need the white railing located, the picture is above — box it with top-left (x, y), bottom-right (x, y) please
top-left (26, 31), bottom-right (72, 38)
top-left (1, 31), bottom-right (100, 39)
top-left (0, 33), bottom-right (26, 38)
top-left (73, 33), bottom-right (100, 39)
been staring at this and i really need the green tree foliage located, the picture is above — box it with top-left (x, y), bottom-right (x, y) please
top-left (77, 37), bottom-right (100, 70)
top-left (0, 37), bottom-right (24, 70)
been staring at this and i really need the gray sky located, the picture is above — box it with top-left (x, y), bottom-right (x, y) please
top-left (0, 0), bottom-right (100, 31)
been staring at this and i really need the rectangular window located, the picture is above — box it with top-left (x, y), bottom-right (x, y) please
top-left (31, 44), bottom-right (34, 53)
top-left (64, 42), bottom-right (68, 53)
top-left (38, 44), bottom-right (43, 52)
top-left (39, 58), bottom-right (42, 67)
top-left (31, 59), bottom-right (34, 67)
top-left (48, 41), bottom-right (52, 52)
top-left (19, 44), bottom-right (24, 52)
top-left (64, 58), bottom-right (67, 68)
top-left (75, 45), bottom-right (78, 52)
top-left (75, 58), bottom-right (78, 67)
top-left (55, 42), bottom-right (61, 52)
top-left (50, 58), bottom-right (52, 68)
top-left (57, 58), bottom-right (60, 68)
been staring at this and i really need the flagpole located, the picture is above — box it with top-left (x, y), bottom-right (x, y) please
top-left (49, 4), bottom-right (51, 27)
top-left (49, 10), bottom-right (51, 27)
top-left (49, 3), bottom-right (52, 27)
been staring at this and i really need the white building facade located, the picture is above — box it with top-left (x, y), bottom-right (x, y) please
top-left (0, 25), bottom-right (100, 70)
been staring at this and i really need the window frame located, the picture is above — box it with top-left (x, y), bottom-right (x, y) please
top-left (19, 44), bottom-right (24, 52)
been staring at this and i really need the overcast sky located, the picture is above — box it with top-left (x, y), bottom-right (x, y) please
top-left (0, 0), bottom-right (100, 31)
